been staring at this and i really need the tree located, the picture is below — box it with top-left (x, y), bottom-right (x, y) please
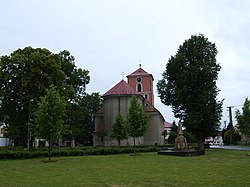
top-left (33, 86), bottom-right (67, 160)
top-left (224, 129), bottom-right (241, 145)
top-left (0, 47), bottom-right (65, 147)
top-left (59, 50), bottom-right (94, 145)
top-left (236, 98), bottom-right (250, 139)
top-left (59, 50), bottom-right (90, 100)
top-left (111, 114), bottom-right (128, 146)
top-left (127, 95), bottom-right (149, 148)
top-left (167, 121), bottom-right (178, 144)
top-left (79, 93), bottom-right (102, 145)
top-left (157, 34), bottom-right (223, 150)
top-left (66, 93), bottom-right (102, 146)
top-left (0, 47), bottom-right (90, 147)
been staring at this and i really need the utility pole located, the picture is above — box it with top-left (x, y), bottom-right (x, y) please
top-left (227, 106), bottom-right (234, 144)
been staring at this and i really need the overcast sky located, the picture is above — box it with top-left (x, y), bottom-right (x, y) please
top-left (1, 0), bottom-right (250, 127)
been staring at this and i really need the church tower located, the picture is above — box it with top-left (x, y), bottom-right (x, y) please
top-left (127, 65), bottom-right (154, 106)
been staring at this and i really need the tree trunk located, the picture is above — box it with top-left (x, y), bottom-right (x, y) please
top-left (198, 138), bottom-right (204, 151)
top-left (30, 138), bottom-right (34, 149)
top-left (133, 137), bottom-right (136, 153)
top-left (118, 139), bottom-right (121, 146)
top-left (71, 137), bottom-right (75, 148)
top-left (48, 136), bottom-right (51, 161)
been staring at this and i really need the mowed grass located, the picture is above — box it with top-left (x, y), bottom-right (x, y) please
top-left (0, 149), bottom-right (250, 187)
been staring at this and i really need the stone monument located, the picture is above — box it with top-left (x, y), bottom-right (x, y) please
top-left (158, 122), bottom-right (205, 156)
top-left (174, 123), bottom-right (188, 150)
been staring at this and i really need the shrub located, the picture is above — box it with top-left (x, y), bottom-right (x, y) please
top-left (0, 145), bottom-right (160, 160)
top-left (224, 130), bottom-right (241, 145)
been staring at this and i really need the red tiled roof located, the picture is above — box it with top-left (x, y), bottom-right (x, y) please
top-left (127, 67), bottom-right (154, 80)
top-left (164, 121), bottom-right (173, 128)
top-left (102, 80), bottom-right (137, 97)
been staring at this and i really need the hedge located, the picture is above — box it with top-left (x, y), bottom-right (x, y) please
top-left (0, 145), bottom-right (161, 160)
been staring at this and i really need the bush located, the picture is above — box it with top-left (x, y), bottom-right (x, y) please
top-left (0, 145), bottom-right (160, 160)
top-left (224, 130), bottom-right (241, 145)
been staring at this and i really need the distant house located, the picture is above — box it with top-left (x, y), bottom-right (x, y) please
top-left (164, 121), bottom-right (173, 140)
top-left (93, 66), bottom-right (167, 146)
top-left (0, 125), bottom-right (10, 146)
top-left (164, 121), bottom-right (173, 132)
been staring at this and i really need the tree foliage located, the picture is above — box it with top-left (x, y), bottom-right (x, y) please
top-left (157, 34), bottom-right (223, 149)
top-left (0, 47), bottom-right (90, 147)
top-left (167, 121), bottom-right (178, 144)
top-left (59, 50), bottom-right (90, 100)
top-left (127, 95), bottom-right (148, 146)
top-left (224, 129), bottom-right (241, 145)
top-left (235, 98), bottom-right (250, 138)
top-left (67, 93), bottom-right (102, 145)
top-left (111, 114), bottom-right (128, 146)
top-left (0, 47), bottom-right (65, 146)
top-left (33, 86), bottom-right (67, 160)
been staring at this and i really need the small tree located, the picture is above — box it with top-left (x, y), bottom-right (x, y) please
top-left (162, 130), bottom-right (168, 144)
top-left (224, 129), bottom-right (241, 145)
top-left (236, 98), bottom-right (250, 139)
top-left (33, 86), bottom-right (67, 160)
top-left (127, 95), bottom-right (148, 150)
top-left (111, 114), bottom-right (128, 146)
top-left (167, 121), bottom-right (178, 144)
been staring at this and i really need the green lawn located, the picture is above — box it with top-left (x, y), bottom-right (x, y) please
top-left (0, 149), bottom-right (250, 187)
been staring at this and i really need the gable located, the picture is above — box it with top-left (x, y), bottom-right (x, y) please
top-left (102, 80), bottom-right (136, 97)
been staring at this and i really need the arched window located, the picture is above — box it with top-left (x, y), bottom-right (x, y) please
top-left (137, 83), bottom-right (142, 92)
top-left (145, 94), bottom-right (148, 99)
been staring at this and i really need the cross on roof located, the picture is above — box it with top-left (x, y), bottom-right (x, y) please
top-left (121, 72), bottom-right (124, 80)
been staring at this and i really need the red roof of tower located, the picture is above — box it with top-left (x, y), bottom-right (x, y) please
top-left (102, 80), bottom-right (137, 97)
top-left (127, 67), bottom-right (154, 80)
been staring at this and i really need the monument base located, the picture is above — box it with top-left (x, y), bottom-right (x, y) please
top-left (158, 149), bottom-right (205, 157)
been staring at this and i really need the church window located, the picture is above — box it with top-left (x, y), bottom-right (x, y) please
top-left (145, 94), bottom-right (148, 99)
top-left (137, 77), bottom-right (142, 82)
top-left (137, 83), bottom-right (142, 92)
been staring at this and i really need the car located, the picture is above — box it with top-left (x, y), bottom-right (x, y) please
top-left (213, 140), bottom-right (224, 146)
top-left (205, 137), bottom-right (214, 145)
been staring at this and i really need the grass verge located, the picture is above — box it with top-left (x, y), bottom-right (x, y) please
top-left (0, 149), bottom-right (250, 186)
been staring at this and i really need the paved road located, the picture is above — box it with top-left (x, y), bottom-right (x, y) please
top-left (210, 145), bottom-right (250, 151)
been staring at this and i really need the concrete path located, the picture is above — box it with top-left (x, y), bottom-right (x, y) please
top-left (210, 145), bottom-right (250, 151)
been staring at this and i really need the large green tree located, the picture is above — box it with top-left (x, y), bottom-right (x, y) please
top-left (0, 47), bottom-right (65, 146)
top-left (33, 86), bottom-right (67, 160)
top-left (235, 98), bottom-right (250, 138)
top-left (157, 34), bottom-right (223, 150)
top-left (127, 95), bottom-right (148, 147)
top-left (0, 47), bottom-right (90, 147)
top-left (111, 114), bottom-right (128, 146)
top-left (59, 50), bottom-right (93, 145)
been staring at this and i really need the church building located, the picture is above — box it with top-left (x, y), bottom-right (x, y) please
top-left (93, 66), bottom-right (165, 146)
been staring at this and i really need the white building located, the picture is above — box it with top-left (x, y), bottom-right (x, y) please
top-left (0, 125), bottom-right (10, 146)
